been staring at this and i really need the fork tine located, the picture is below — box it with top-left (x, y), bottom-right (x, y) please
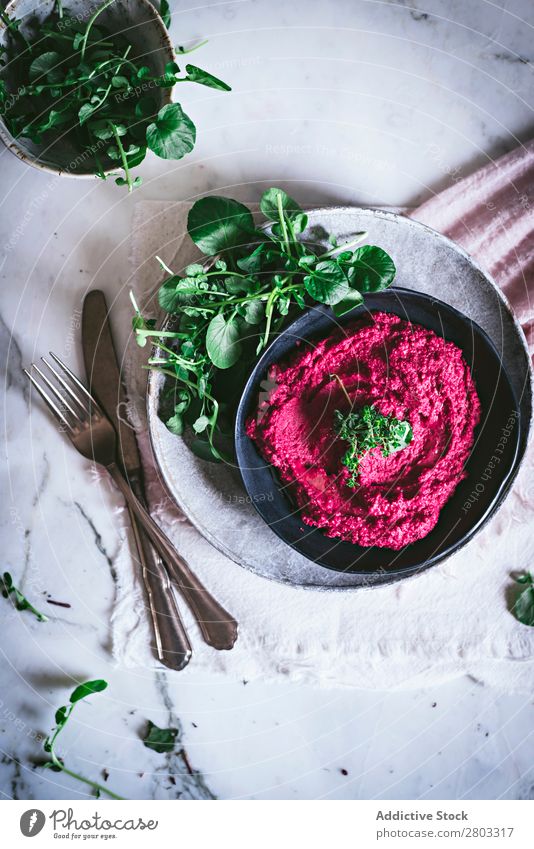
top-left (32, 363), bottom-right (83, 422)
top-left (23, 368), bottom-right (74, 431)
top-left (48, 352), bottom-right (103, 413)
top-left (41, 357), bottom-right (87, 417)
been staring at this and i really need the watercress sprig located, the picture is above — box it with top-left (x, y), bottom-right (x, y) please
top-left (0, 2), bottom-right (230, 190)
top-left (43, 679), bottom-right (124, 800)
top-left (333, 375), bottom-right (412, 486)
top-left (1, 571), bottom-right (48, 622)
top-left (133, 187), bottom-right (397, 461)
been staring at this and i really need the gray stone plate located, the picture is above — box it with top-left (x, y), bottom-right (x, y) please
top-left (147, 208), bottom-right (532, 590)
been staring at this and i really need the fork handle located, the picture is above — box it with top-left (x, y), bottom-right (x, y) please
top-left (108, 463), bottom-right (238, 651)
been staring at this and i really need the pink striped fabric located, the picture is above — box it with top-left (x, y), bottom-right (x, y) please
top-left (410, 140), bottom-right (534, 352)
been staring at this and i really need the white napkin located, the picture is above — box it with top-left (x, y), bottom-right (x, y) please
top-left (109, 199), bottom-right (534, 693)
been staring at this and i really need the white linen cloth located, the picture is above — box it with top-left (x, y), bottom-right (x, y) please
top-left (112, 145), bottom-right (534, 692)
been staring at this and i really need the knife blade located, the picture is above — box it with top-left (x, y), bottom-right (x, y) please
top-left (81, 290), bottom-right (192, 671)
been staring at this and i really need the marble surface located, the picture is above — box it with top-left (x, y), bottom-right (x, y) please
top-left (1, 0), bottom-right (533, 800)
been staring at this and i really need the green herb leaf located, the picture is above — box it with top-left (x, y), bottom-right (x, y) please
top-left (304, 260), bottom-right (350, 305)
top-left (189, 437), bottom-right (219, 462)
top-left (333, 383), bottom-right (412, 486)
top-left (146, 103), bottom-right (196, 160)
top-left (29, 51), bottom-right (62, 83)
top-left (242, 299), bottom-right (265, 325)
top-left (347, 245), bottom-right (397, 293)
top-left (260, 187), bottom-right (302, 223)
top-left (185, 63), bottom-right (231, 91)
top-left (37, 108), bottom-right (71, 133)
top-left (69, 679), bottom-right (108, 704)
top-left (158, 276), bottom-right (199, 312)
top-left (143, 720), bottom-right (178, 753)
top-left (332, 289), bottom-right (364, 317)
top-left (55, 706), bottom-right (68, 726)
top-left (187, 196), bottom-right (254, 255)
top-left (166, 412), bottom-right (185, 435)
top-left (159, 0), bottom-right (171, 28)
top-left (512, 573), bottom-right (534, 626)
top-left (1, 571), bottom-right (48, 622)
top-left (41, 678), bottom-right (122, 800)
top-left (78, 102), bottom-right (99, 125)
top-left (206, 314), bottom-right (242, 368)
top-left (193, 414), bottom-right (210, 433)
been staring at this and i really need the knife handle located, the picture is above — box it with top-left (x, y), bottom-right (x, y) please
top-left (108, 463), bottom-right (238, 651)
top-left (127, 501), bottom-right (192, 671)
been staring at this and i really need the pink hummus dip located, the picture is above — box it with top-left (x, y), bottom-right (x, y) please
top-left (246, 311), bottom-right (481, 550)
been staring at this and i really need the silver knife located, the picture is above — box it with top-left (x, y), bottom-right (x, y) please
top-left (81, 290), bottom-right (192, 670)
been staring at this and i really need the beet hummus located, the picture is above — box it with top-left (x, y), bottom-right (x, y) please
top-left (246, 311), bottom-right (481, 550)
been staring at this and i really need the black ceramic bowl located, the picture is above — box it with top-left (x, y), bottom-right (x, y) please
top-left (235, 288), bottom-right (522, 578)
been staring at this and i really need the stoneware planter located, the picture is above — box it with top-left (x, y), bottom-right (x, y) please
top-left (0, 0), bottom-right (174, 177)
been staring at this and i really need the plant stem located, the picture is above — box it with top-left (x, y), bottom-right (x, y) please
top-left (332, 373), bottom-right (353, 407)
top-left (110, 121), bottom-right (133, 191)
top-left (88, 45), bottom-right (131, 115)
top-left (320, 232), bottom-right (367, 259)
top-left (80, 0), bottom-right (115, 60)
top-left (262, 289), bottom-right (278, 347)
top-left (50, 752), bottom-right (124, 800)
top-left (175, 38), bottom-right (208, 54)
top-left (276, 192), bottom-right (290, 254)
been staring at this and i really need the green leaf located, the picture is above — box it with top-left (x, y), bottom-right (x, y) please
top-left (190, 437), bottom-right (220, 462)
top-left (513, 575), bottom-right (534, 626)
top-left (206, 314), bottom-right (242, 368)
top-left (304, 260), bottom-right (350, 305)
top-left (69, 680), bottom-right (108, 704)
top-left (243, 299), bottom-right (265, 325)
top-left (79, 103), bottom-right (98, 125)
top-left (260, 187), bottom-right (302, 222)
top-left (1, 571), bottom-right (48, 621)
top-left (89, 120), bottom-right (124, 140)
top-left (184, 263), bottom-right (205, 277)
top-left (193, 414), bottom-right (210, 433)
top-left (236, 244), bottom-right (267, 274)
top-left (516, 573), bottom-right (533, 585)
top-left (143, 720), bottom-right (178, 753)
top-left (158, 276), bottom-right (200, 312)
top-left (111, 75), bottom-right (129, 88)
top-left (187, 196), bottom-right (254, 255)
top-left (291, 213), bottom-right (308, 235)
top-left (29, 51), bottom-right (62, 83)
top-left (146, 103), bottom-right (196, 160)
top-left (185, 63), bottom-right (231, 91)
top-left (159, 0), bottom-right (171, 28)
top-left (332, 289), bottom-right (364, 317)
top-left (224, 275), bottom-right (254, 294)
top-left (36, 108), bottom-right (72, 133)
top-left (166, 412), bottom-right (184, 435)
top-left (55, 706), bottom-right (68, 726)
top-left (135, 95), bottom-right (158, 119)
top-left (347, 245), bottom-right (396, 293)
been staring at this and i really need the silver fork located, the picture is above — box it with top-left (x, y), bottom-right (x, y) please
top-left (24, 353), bottom-right (238, 652)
